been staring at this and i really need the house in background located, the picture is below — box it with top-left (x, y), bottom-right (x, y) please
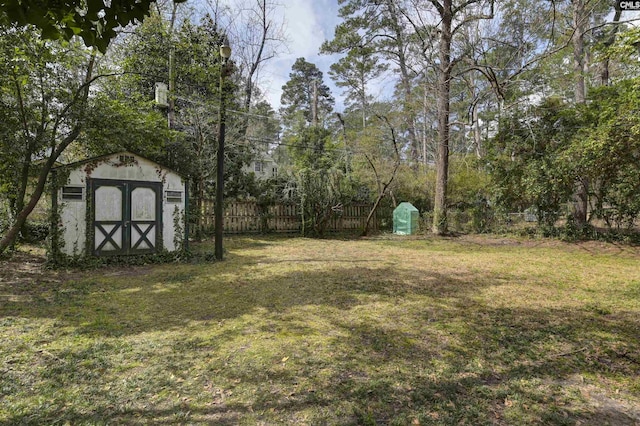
top-left (244, 152), bottom-right (278, 180)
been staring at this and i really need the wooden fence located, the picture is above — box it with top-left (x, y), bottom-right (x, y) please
top-left (195, 200), bottom-right (377, 235)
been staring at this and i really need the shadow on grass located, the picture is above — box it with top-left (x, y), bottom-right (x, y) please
top-left (1, 240), bottom-right (639, 425)
top-left (0, 248), bottom-right (499, 337)
top-left (5, 301), bottom-right (639, 425)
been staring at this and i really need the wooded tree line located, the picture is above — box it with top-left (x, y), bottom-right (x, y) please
top-left (1, 0), bottom-right (639, 253)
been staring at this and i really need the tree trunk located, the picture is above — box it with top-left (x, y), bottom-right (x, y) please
top-left (312, 79), bottom-right (318, 126)
top-left (10, 67), bottom-right (38, 241)
top-left (570, 0), bottom-right (588, 226)
top-left (572, 0), bottom-right (586, 105)
top-left (422, 79), bottom-right (430, 167)
top-left (599, 9), bottom-right (621, 86)
top-left (16, 158), bottom-right (30, 216)
top-left (196, 175), bottom-right (205, 241)
top-left (362, 115), bottom-right (401, 236)
top-left (242, 0), bottom-right (269, 136)
top-left (0, 55), bottom-right (95, 254)
top-left (0, 131), bottom-right (79, 253)
top-left (432, 0), bottom-right (452, 235)
top-left (385, 0), bottom-right (419, 164)
top-left (472, 103), bottom-right (482, 159)
top-left (363, 194), bottom-right (384, 236)
top-left (0, 159), bottom-right (54, 252)
top-left (242, 74), bottom-right (254, 139)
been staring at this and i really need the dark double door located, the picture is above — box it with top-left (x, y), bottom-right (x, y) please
top-left (91, 179), bottom-right (162, 256)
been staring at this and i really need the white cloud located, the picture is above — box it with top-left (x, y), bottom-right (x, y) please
top-left (209, 0), bottom-right (394, 112)
top-left (256, 0), bottom-right (344, 111)
top-left (287, 1), bottom-right (326, 57)
top-left (256, 0), bottom-right (398, 112)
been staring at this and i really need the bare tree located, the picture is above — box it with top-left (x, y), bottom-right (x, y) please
top-left (337, 112), bottom-right (401, 237)
top-left (211, 0), bottom-right (286, 122)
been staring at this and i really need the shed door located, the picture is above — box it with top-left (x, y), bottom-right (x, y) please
top-left (91, 179), bottom-right (162, 256)
top-left (129, 184), bottom-right (161, 254)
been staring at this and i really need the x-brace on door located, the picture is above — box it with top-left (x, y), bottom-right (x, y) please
top-left (91, 179), bottom-right (162, 256)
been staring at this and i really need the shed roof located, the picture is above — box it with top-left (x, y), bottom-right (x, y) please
top-left (52, 151), bottom-right (183, 177)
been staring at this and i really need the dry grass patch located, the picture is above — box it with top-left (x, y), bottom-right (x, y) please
top-left (1, 235), bottom-right (639, 425)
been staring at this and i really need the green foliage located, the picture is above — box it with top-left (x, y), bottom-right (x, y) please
top-left (567, 79), bottom-right (640, 229)
top-left (486, 79), bottom-right (640, 234)
top-left (322, 38), bottom-right (387, 122)
top-left (0, 97), bottom-right (21, 231)
top-left (100, 11), bottom-right (252, 202)
top-left (286, 126), bottom-right (337, 170)
top-left (245, 101), bottom-right (280, 144)
top-left (111, 12), bottom-right (171, 101)
top-left (284, 126), bottom-right (355, 237)
top-left (48, 249), bottom-right (191, 270)
top-left (343, 108), bottom-right (401, 193)
top-left (445, 157), bottom-right (494, 233)
top-left (605, 26), bottom-right (640, 72)
top-left (280, 58), bottom-right (334, 126)
top-left (486, 98), bottom-right (578, 226)
top-left (448, 156), bottom-right (491, 209)
top-left (295, 167), bottom-right (351, 237)
top-left (19, 221), bottom-right (49, 243)
top-left (77, 94), bottom-right (180, 160)
top-left (0, 0), bottom-right (186, 53)
top-left (113, 12), bottom-right (231, 109)
top-left (242, 175), bottom-right (292, 233)
top-left (388, 157), bottom-right (490, 233)
top-left (392, 166), bottom-right (433, 213)
top-left (0, 21), bottom-right (95, 251)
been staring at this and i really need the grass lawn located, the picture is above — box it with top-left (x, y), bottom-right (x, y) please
top-left (1, 235), bottom-right (639, 425)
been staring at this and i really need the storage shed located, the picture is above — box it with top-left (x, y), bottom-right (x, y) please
top-left (51, 152), bottom-right (187, 257)
top-left (393, 202), bottom-right (419, 235)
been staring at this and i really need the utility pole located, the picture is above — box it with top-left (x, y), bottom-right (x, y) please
top-left (168, 47), bottom-right (175, 129)
top-left (167, 1), bottom-right (178, 130)
top-left (215, 38), bottom-right (232, 261)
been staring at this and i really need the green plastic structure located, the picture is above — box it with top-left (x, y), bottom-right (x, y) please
top-left (393, 202), bottom-right (419, 235)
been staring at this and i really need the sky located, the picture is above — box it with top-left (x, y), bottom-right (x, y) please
top-left (252, 0), bottom-right (396, 113)
top-left (252, 0), bottom-right (345, 111)
top-left (197, 0), bottom-right (385, 112)
top-left (225, 0), bottom-right (640, 115)
top-left (227, 1), bottom-right (638, 113)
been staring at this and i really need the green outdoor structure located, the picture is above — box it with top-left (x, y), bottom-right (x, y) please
top-left (393, 202), bottom-right (419, 235)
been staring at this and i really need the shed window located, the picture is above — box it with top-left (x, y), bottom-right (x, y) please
top-left (61, 186), bottom-right (84, 201)
top-left (254, 161), bottom-right (263, 172)
top-left (165, 190), bottom-right (183, 203)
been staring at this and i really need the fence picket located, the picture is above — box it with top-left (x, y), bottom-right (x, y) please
top-left (192, 200), bottom-right (377, 235)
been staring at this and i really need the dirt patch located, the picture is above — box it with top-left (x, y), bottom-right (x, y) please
top-left (0, 246), bottom-right (153, 297)
top-left (0, 248), bottom-right (51, 285)
top-left (552, 375), bottom-right (640, 425)
top-left (0, 248), bottom-right (59, 303)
